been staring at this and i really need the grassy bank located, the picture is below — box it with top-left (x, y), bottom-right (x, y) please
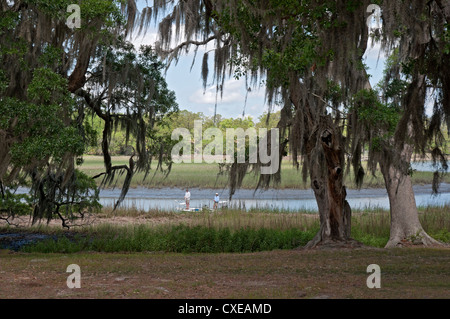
top-left (5, 205), bottom-right (448, 253)
top-left (78, 156), bottom-right (450, 189)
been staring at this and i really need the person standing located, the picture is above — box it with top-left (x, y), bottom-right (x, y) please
top-left (213, 192), bottom-right (220, 210)
top-left (185, 189), bottom-right (191, 210)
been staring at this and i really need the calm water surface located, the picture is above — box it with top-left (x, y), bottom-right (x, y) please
top-left (99, 183), bottom-right (450, 212)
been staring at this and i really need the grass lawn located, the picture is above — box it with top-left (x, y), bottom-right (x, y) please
top-left (0, 248), bottom-right (448, 299)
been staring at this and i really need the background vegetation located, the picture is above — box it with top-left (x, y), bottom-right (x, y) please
top-left (77, 155), bottom-right (450, 190)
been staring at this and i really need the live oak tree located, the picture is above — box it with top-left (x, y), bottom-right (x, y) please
top-left (350, 1), bottom-right (449, 247)
top-left (77, 42), bottom-right (178, 209)
top-left (147, 0), bottom-right (375, 248)
top-left (0, 0), bottom-right (177, 226)
top-left (148, 0), bottom-right (448, 248)
top-left (0, 63), bottom-right (99, 227)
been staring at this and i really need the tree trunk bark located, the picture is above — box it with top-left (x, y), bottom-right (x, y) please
top-left (379, 70), bottom-right (444, 248)
top-left (379, 141), bottom-right (442, 248)
top-left (305, 116), bottom-right (361, 248)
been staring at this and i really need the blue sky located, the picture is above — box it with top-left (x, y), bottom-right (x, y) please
top-left (131, 1), bottom-right (386, 120)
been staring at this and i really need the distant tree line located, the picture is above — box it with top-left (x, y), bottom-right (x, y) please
top-left (84, 109), bottom-right (282, 156)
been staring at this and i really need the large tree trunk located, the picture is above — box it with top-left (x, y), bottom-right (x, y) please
top-left (379, 140), bottom-right (442, 248)
top-left (379, 70), bottom-right (443, 248)
top-left (305, 116), bottom-right (360, 248)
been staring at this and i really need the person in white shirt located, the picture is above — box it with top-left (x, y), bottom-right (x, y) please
top-left (213, 193), bottom-right (220, 209)
top-left (184, 189), bottom-right (191, 209)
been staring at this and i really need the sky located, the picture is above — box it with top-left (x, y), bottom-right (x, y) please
top-left (131, 1), bottom-right (387, 120)
top-left (132, 29), bottom-right (272, 120)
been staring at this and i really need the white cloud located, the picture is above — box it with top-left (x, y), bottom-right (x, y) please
top-left (132, 31), bottom-right (158, 47)
top-left (129, 3), bottom-right (267, 119)
top-left (131, 20), bottom-right (217, 61)
top-left (364, 40), bottom-right (387, 65)
top-left (189, 78), bottom-right (266, 105)
top-left (363, 40), bottom-right (389, 87)
top-left (189, 79), bottom-right (241, 104)
top-left (250, 104), bottom-right (259, 111)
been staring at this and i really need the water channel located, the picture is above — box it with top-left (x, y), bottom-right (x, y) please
top-left (13, 162), bottom-right (450, 212)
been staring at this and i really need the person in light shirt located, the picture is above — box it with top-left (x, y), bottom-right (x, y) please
top-left (213, 193), bottom-right (220, 209)
top-left (184, 189), bottom-right (191, 209)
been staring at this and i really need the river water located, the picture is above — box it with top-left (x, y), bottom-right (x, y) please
top-left (98, 183), bottom-right (450, 212)
top-left (410, 161), bottom-right (448, 172)
top-left (14, 162), bottom-right (450, 212)
top-left (99, 161), bottom-right (450, 212)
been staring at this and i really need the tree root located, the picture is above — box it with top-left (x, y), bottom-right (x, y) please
top-left (385, 231), bottom-right (448, 248)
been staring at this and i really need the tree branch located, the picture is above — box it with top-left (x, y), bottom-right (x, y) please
top-left (158, 34), bottom-right (220, 57)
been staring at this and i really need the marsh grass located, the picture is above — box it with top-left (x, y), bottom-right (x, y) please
top-left (417, 205), bottom-right (450, 242)
top-left (79, 156), bottom-right (450, 189)
top-left (20, 224), bottom-right (316, 254)
top-left (186, 209), bottom-right (319, 232)
top-left (14, 204), bottom-right (449, 253)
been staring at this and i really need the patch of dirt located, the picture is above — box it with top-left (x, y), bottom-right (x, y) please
top-left (0, 213), bottom-right (192, 232)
